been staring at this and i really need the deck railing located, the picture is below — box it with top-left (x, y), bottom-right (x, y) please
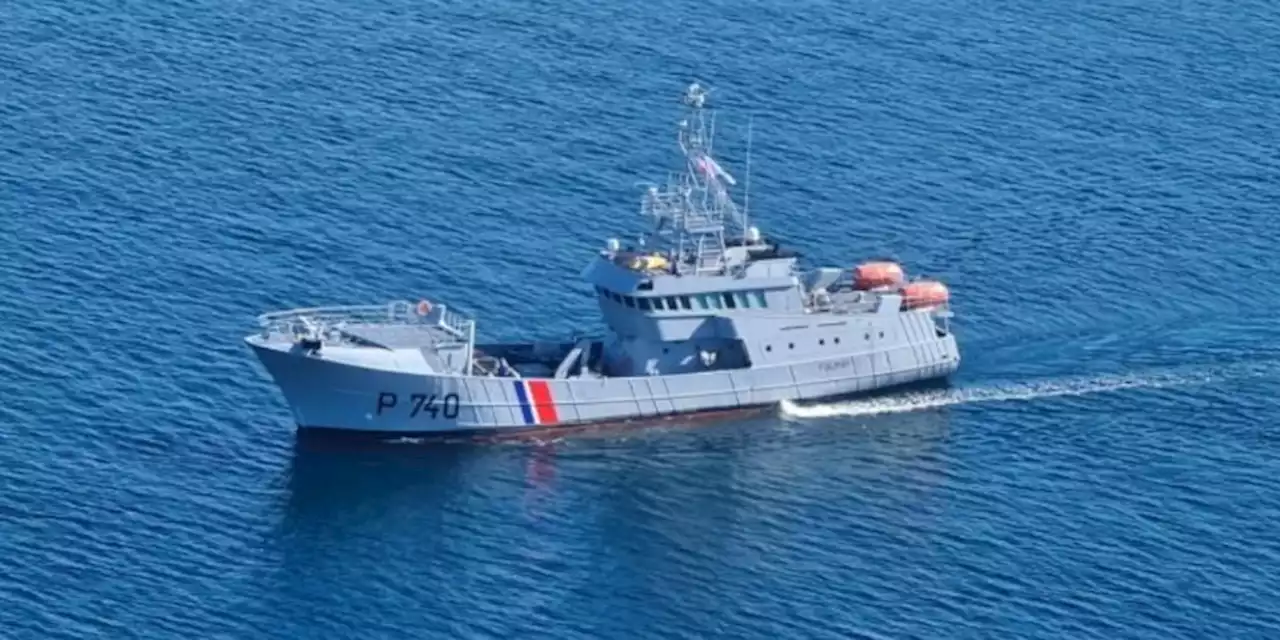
top-left (256, 299), bottom-right (476, 345)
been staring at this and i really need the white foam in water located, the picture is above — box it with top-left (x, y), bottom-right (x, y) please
top-left (775, 365), bottom-right (1251, 420)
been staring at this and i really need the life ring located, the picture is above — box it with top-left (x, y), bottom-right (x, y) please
top-left (416, 300), bottom-right (433, 316)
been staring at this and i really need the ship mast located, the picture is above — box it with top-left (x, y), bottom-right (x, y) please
top-left (638, 82), bottom-right (748, 275)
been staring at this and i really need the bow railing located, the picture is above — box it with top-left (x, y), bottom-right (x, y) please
top-left (255, 299), bottom-right (475, 345)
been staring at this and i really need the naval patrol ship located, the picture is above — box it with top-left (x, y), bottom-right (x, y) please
top-left (246, 83), bottom-right (961, 438)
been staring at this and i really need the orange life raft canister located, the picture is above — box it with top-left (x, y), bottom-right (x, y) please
top-left (854, 261), bottom-right (905, 290)
top-left (901, 280), bottom-right (950, 309)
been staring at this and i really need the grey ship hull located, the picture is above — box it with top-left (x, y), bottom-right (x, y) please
top-left (246, 313), bottom-right (959, 440)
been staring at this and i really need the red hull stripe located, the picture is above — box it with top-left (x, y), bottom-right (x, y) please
top-left (527, 380), bottom-right (559, 425)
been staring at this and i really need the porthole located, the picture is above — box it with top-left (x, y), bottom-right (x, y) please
top-left (834, 337), bottom-right (840, 344)
top-left (864, 333), bottom-right (871, 340)
top-left (879, 331), bottom-right (884, 338)
top-left (788, 343), bottom-right (795, 349)
top-left (765, 345), bottom-right (772, 352)
top-left (819, 339), bottom-right (825, 346)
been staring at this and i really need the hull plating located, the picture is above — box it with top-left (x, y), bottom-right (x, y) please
top-left (248, 333), bottom-right (960, 436)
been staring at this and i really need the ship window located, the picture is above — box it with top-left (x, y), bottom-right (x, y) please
top-left (753, 291), bottom-right (768, 307)
top-left (624, 296), bottom-right (635, 308)
top-left (723, 293), bottom-right (737, 309)
top-left (736, 292), bottom-right (750, 308)
top-left (708, 294), bottom-right (723, 310)
top-left (612, 292), bottom-right (622, 303)
top-left (679, 296), bottom-right (692, 310)
top-left (638, 297), bottom-right (652, 311)
top-left (652, 297), bottom-right (665, 310)
top-left (666, 296), bottom-right (679, 310)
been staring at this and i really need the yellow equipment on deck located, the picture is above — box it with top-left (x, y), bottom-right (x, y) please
top-left (628, 253), bottom-right (670, 271)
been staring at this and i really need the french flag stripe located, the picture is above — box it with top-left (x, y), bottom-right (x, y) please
top-left (512, 380), bottom-right (535, 425)
top-left (527, 380), bottom-right (560, 425)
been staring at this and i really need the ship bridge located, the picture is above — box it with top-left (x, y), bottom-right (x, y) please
top-left (578, 81), bottom-right (815, 341)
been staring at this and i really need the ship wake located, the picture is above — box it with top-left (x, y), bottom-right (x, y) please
top-left (777, 359), bottom-right (1280, 420)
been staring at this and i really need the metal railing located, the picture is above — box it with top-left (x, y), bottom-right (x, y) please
top-left (255, 299), bottom-right (476, 345)
top-left (435, 304), bottom-right (473, 340)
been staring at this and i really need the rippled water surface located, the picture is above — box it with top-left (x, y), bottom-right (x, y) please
top-left (4, 0), bottom-right (1280, 637)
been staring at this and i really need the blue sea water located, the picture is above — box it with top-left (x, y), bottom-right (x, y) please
top-left (4, 0), bottom-right (1280, 636)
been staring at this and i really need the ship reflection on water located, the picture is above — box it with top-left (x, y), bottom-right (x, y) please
top-left (263, 399), bottom-right (954, 628)
top-left (279, 391), bottom-right (955, 538)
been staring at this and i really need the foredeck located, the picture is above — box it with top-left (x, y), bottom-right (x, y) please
top-left (255, 300), bottom-right (475, 350)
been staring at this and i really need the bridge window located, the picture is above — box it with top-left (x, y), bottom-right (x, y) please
top-left (638, 298), bottom-right (652, 311)
top-left (612, 292), bottom-right (622, 303)
top-left (736, 292), bottom-right (750, 308)
top-left (652, 297), bottom-right (665, 311)
top-left (752, 291), bottom-right (768, 307)
top-left (666, 296), bottom-right (679, 310)
top-left (722, 293), bottom-right (737, 309)
top-left (679, 296), bottom-right (692, 310)
top-left (708, 294), bottom-right (723, 310)
top-left (624, 296), bottom-right (635, 308)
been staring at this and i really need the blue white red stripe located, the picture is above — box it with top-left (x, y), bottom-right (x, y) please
top-left (512, 380), bottom-right (560, 426)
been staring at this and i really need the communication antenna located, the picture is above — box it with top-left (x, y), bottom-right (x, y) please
top-left (742, 114), bottom-right (754, 245)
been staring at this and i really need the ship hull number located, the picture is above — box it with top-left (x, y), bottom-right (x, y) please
top-left (376, 392), bottom-right (461, 419)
